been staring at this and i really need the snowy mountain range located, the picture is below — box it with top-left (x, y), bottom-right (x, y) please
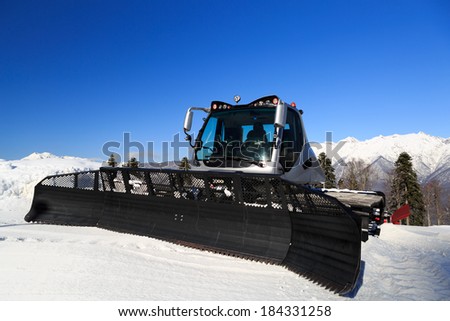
top-left (313, 132), bottom-right (450, 192)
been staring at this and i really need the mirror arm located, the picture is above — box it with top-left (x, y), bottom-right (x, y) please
top-left (184, 129), bottom-right (196, 148)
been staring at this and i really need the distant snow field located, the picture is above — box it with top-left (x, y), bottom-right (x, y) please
top-left (0, 152), bottom-right (449, 301)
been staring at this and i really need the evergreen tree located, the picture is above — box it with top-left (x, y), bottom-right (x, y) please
top-left (107, 154), bottom-right (117, 167)
top-left (318, 152), bottom-right (336, 188)
top-left (128, 157), bottom-right (139, 168)
top-left (124, 157), bottom-right (139, 168)
top-left (179, 157), bottom-right (191, 171)
top-left (389, 152), bottom-right (425, 226)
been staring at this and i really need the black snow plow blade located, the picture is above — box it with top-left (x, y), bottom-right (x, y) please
top-left (25, 167), bottom-right (361, 295)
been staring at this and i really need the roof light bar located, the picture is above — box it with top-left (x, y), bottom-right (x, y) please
top-left (209, 95), bottom-right (282, 113)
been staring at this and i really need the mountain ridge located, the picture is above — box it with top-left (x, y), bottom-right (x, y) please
top-left (313, 132), bottom-right (450, 192)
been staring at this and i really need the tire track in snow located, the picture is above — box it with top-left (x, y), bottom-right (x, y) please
top-left (362, 225), bottom-right (450, 300)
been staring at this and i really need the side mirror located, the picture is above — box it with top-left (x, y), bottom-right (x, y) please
top-left (184, 109), bottom-right (194, 132)
top-left (183, 106), bottom-right (210, 148)
top-left (274, 101), bottom-right (287, 128)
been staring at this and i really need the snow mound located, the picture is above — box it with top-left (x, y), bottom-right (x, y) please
top-left (0, 153), bottom-right (101, 202)
top-left (21, 152), bottom-right (59, 160)
top-left (342, 136), bottom-right (360, 143)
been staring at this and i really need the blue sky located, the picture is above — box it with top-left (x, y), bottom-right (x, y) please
top-left (1, 0), bottom-right (449, 161)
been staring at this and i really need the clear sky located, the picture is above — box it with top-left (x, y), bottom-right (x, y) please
top-left (1, 0), bottom-right (449, 161)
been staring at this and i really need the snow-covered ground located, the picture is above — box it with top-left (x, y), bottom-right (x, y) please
top-left (1, 153), bottom-right (449, 301)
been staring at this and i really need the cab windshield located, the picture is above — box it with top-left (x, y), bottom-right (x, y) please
top-left (196, 108), bottom-right (275, 166)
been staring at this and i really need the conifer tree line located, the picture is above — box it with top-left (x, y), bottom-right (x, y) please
top-left (107, 154), bottom-right (139, 168)
top-left (318, 152), bottom-right (448, 226)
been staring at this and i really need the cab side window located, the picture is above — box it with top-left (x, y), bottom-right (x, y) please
top-left (280, 110), bottom-right (304, 170)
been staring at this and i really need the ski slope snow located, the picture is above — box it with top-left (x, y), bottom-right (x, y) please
top-left (0, 153), bottom-right (449, 301)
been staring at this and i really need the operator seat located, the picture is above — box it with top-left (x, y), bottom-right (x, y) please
top-left (246, 123), bottom-right (267, 142)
